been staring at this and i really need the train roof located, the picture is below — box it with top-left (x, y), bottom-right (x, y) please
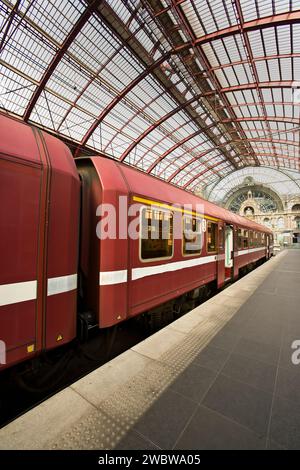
top-left (88, 156), bottom-right (272, 234)
top-left (0, 114), bottom-right (78, 179)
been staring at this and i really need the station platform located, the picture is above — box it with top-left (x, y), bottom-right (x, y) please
top-left (1, 249), bottom-right (299, 450)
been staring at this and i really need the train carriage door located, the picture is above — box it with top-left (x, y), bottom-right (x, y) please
top-left (225, 225), bottom-right (234, 282)
top-left (217, 222), bottom-right (225, 289)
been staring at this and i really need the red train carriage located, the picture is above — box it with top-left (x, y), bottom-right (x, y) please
top-left (77, 157), bottom-right (273, 330)
top-left (0, 113), bottom-right (273, 370)
top-left (0, 115), bottom-right (80, 369)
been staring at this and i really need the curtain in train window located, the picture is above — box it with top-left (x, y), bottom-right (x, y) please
top-left (182, 216), bottom-right (201, 255)
top-left (140, 207), bottom-right (173, 260)
top-left (238, 229), bottom-right (248, 249)
top-left (249, 230), bottom-right (254, 247)
top-left (207, 221), bottom-right (218, 252)
top-left (243, 230), bottom-right (248, 248)
top-left (238, 229), bottom-right (242, 249)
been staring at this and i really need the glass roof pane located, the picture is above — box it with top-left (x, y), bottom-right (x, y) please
top-left (18, 0), bottom-right (84, 44)
top-left (0, 22), bottom-right (54, 82)
top-left (0, 66), bottom-right (36, 115)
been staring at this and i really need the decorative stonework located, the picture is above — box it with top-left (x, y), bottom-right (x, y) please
top-left (224, 184), bottom-right (300, 246)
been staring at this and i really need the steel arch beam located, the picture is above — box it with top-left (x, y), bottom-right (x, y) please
top-left (221, 116), bottom-right (300, 125)
top-left (194, 10), bottom-right (300, 46)
top-left (75, 43), bottom-right (191, 156)
top-left (215, 101), bottom-right (300, 110)
top-left (23, 1), bottom-right (100, 122)
top-left (167, 134), bottom-right (300, 182)
top-left (167, 147), bottom-right (224, 183)
top-left (146, 127), bottom-right (213, 173)
top-left (247, 152), bottom-right (300, 162)
top-left (133, 119), bottom-right (197, 171)
top-left (102, 77), bottom-right (185, 158)
top-left (155, 5), bottom-right (300, 43)
top-left (158, 135), bottom-right (299, 183)
top-left (93, 0), bottom-right (240, 169)
top-left (119, 93), bottom-right (204, 162)
top-left (204, 81), bottom-right (295, 96)
top-left (155, 134), bottom-right (227, 180)
top-left (150, 133), bottom-right (299, 181)
top-left (176, 158), bottom-right (226, 188)
top-left (173, 154), bottom-right (227, 187)
top-left (229, 124), bottom-right (300, 138)
top-left (56, 15), bottom-right (150, 133)
top-left (0, 0), bottom-right (22, 53)
top-left (209, 53), bottom-right (300, 72)
top-left (205, 165), bottom-right (300, 200)
top-left (183, 160), bottom-right (230, 190)
top-left (189, 175), bottom-right (222, 194)
top-left (170, 0), bottom-right (300, 171)
top-left (169, 0), bottom-right (259, 166)
top-left (182, 152), bottom-right (299, 191)
top-left (233, 0), bottom-right (280, 166)
top-left (243, 138), bottom-right (300, 147)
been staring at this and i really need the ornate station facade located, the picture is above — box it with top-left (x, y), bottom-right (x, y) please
top-left (223, 179), bottom-right (300, 246)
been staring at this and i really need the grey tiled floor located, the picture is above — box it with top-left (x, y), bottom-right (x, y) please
top-left (117, 250), bottom-right (300, 450)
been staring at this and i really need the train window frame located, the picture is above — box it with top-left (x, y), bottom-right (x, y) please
top-left (182, 215), bottom-right (202, 257)
top-left (253, 231), bottom-right (258, 247)
top-left (219, 225), bottom-right (224, 251)
top-left (249, 230), bottom-right (254, 248)
top-left (139, 206), bottom-right (174, 263)
top-left (257, 232), bottom-right (262, 246)
top-left (239, 228), bottom-right (248, 249)
top-left (238, 228), bottom-right (242, 249)
top-left (207, 221), bottom-right (218, 253)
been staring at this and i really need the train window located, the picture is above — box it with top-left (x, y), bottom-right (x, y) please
top-left (257, 233), bottom-right (262, 246)
top-left (238, 229), bottom-right (242, 249)
top-left (219, 225), bottom-right (224, 250)
top-left (140, 207), bottom-right (173, 261)
top-left (207, 222), bottom-right (218, 252)
top-left (182, 216), bottom-right (202, 256)
top-left (249, 230), bottom-right (253, 248)
top-left (253, 232), bottom-right (258, 247)
top-left (239, 229), bottom-right (248, 249)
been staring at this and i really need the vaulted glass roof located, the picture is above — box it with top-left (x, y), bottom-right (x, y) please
top-left (0, 0), bottom-right (299, 192)
top-left (205, 166), bottom-right (300, 205)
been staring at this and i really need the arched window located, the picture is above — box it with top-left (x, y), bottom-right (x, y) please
top-left (263, 217), bottom-right (271, 228)
top-left (244, 206), bottom-right (254, 216)
top-left (295, 216), bottom-right (300, 229)
top-left (277, 217), bottom-right (284, 229)
top-left (292, 204), bottom-right (300, 212)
